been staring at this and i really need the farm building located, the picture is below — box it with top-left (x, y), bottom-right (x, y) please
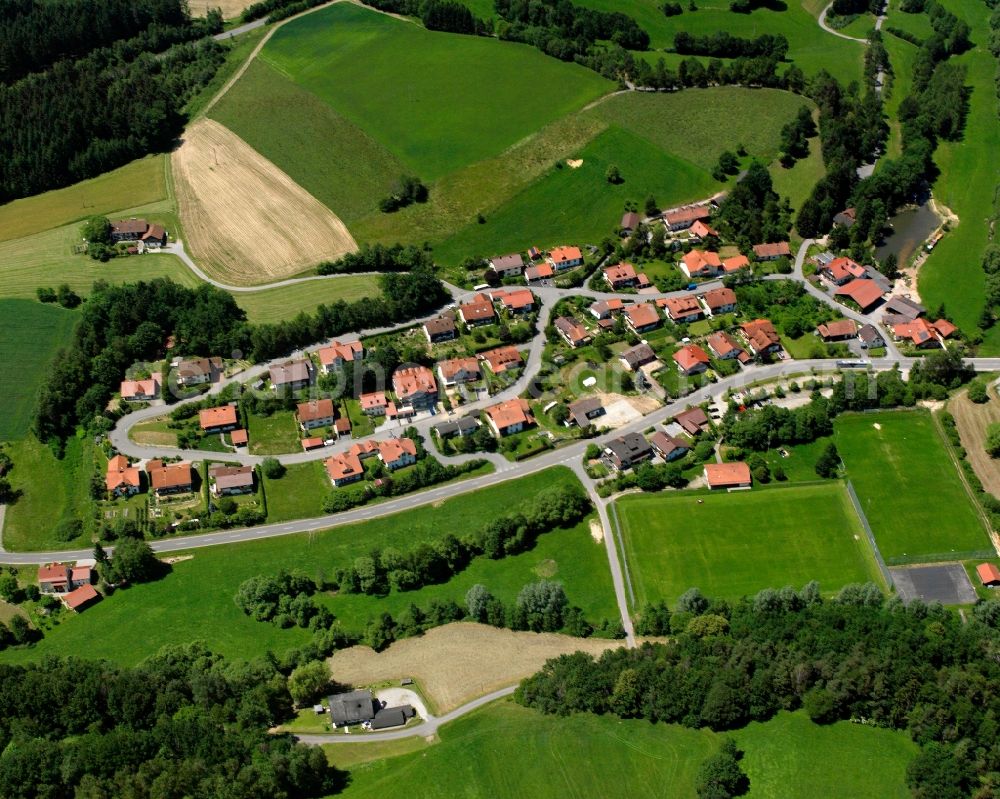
top-left (63, 583), bottom-right (101, 613)
top-left (328, 690), bottom-right (377, 727)
top-left (882, 296), bottom-right (926, 322)
top-left (38, 562), bottom-right (93, 594)
top-left (620, 211), bottom-right (640, 235)
top-left (705, 462), bottom-right (752, 489)
top-left (977, 563), bottom-right (1000, 588)
top-left (834, 279), bottom-right (884, 313)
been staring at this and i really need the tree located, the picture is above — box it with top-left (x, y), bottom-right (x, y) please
top-left (635, 601), bottom-right (671, 635)
top-left (465, 584), bottom-right (494, 622)
top-left (288, 661), bottom-right (331, 707)
top-left (696, 738), bottom-right (750, 798)
top-left (516, 580), bottom-right (568, 632)
top-left (56, 284), bottom-right (81, 309)
top-left (0, 573), bottom-right (21, 603)
top-left (644, 195), bottom-right (659, 216)
top-left (550, 404), bottom-right (569, 425)
top-left (677, 587), bottom-right (710, 615)
top-left (968, 381), bottom-right (989, 404)
top-left (80, 216), bottom-right (112, 245)
top-left (986, 423), bottom-right (1000, 458)
top-left (109, 537), bottom-right (160, 584)
top-left (879, 252), bottom-right (898, 280)
top-left (262, 457), bottom-right (285, 479)
top-left (814, 442), bottom-right (840, 478)
top-left (605, 164), bottom-right (623, 184)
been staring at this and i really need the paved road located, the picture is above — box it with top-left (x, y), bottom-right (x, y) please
top-left (213, 18), bottom-right (266, 40)
top-left (818, 2), bottom-right (869, 41)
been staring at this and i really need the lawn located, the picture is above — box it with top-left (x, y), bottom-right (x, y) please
top-left (0, 300), bottom-right (79, 441)
top-left (248, 411), bottom-right (302, 455)
top-left (616, 482), bottom-right (881, 606)
top-left (329, 702), bottom-right (916, 799)
top-left (234, 276), bottom-right (381, 323)
top-left (0, 468), bottom-right (606, 664)
top-left (262, 461), bottom-right (331, 522)
top-left (835, 410), bottom-right (992, 562)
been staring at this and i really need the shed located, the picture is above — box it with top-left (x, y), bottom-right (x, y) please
top-left (977, 563), bottom-right (1000, 587)
top-left (371, 704), bottom-right (416, 730)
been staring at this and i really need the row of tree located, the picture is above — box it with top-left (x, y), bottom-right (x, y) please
top-left (673, 31), bottom-right (788, 60)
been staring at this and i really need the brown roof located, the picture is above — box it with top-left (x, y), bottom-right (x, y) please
top-left (623, 303), bottom-right (659, 329)
top-left (393, 366), bottom-right (438, 399)
top-left (525, 263), bottom-right (554, 281)
top-left (38, 563), bottom-right (68, 586)
top-left (816, 320), bottom-right (858, 339)
top-left (621, 342), bottom-right (656, 369)
top-left (177, 357), bottom-right (221, 381)
top-left (424, 316), bottom-right (456, 336)
top-left (490, 253), bottom-right (524, 271)
top-left (621, 211), bottom-right (641, 229)
top-left (702, 287), bottom-right (737, 311)
top-left (460, 293), bottom-right (496, 323)
top-left (554, 316), bottom-right (589, 345)
top-left (210, 465), bottom-right (254, 491)
top-left (707, 331), bottom-right (742, 359)
top-left (297, 398), bottom-right (335, 424)
top-left (834, 279), bottom-right (884, 310)
top-left (199, 405), bottom-right (238, 430)
top-left (141, 223), bottom-right (166, 241)
top-left (485, 398), bottom-right (534, 431)
top-left (650, 431), bottom-right (689, 458)
top-left (705, 461), bottom-right (752, 488)
top-left (63, 583), bottom-right (100, 611)
top-left (439, 357), bottom-right (481, 381)
top-left (147, 461), bottom-right (192, 491)
top-left (740, 319), bottom-right (780, 352)
top-left (335, 417), bottom-right (351, 434)
top-left (664, 206), bottom-right (711, 226)
top-left (663, 294), bottom-right (701, 320)
top-left (752, 242), bottom-right (791, 258)
top-left (111, 218), bottom-right (148, 235)
top-left (673, 344), bottom-right (710, 372)
top-left (479, 345), bottom-right (523, 373)
top-left (675, 407), bottom-right (710, 434)
top-left (270, 359), bottom-right (312, 386)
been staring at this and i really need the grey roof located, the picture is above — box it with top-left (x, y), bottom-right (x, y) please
top-left (490, 253), bottom-right (524, 270)
top-left (434, 416), bottom-right (479, 437)
top-left (882, 296), bottom-right (925, 320)
top-left (858, 323), bottom-right (883, 344)
top-left (328, 690), bottom-right (376, 726)
top-left (425, 316), bottom-right (456, 335)
top-left (568, 397), bottom-right (604, 424)
top-left (621, 343), bottom-right (655, 369)
top-left (270, 359), bottom-right (311, 386)
top-left (371, 704), bottom-right (415, 730)
top-left (814, 252), bottom-right (835, 266)
top-left (861, 266), bottom-right (891, 292)
top-left (605, 432), bottom-right (652, 463)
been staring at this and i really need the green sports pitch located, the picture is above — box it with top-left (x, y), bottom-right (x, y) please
top-left (615, 482), bottom-right (882, 606)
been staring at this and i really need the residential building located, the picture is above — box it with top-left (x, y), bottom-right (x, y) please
top-left (489, 253), bottom-right (524, 277)
top-left (269, 359), bottom-right (313, 391)
top-left (858, 324), bottom-right (885, 349)
top-left (820, 257), bottom-right (866, 285)
top-left (933, 319), bottom-right (958, 339)
top-left (689, 220), bottom-right (719, 240)
top-left (623, 303), bottom-right (660, 334)
top-left (705, 462), bottom-right (752, 489)
top-left (377, 437), bottom-right (418, 470)
top-left (620, 342), bottom-right (656, 371)
top-left (392, 366), bottom-right (438, 410)
top-left (835, 279), bottom-right (884, 313)
top-left (210, 465), bottom-right (254, 496)
top-left (63, 584), bottom-right (100, 612)
top-left (816, 320), bottom-right (858, 341)
top-left (721, 254), bottom-right (750, 274)
top-left (554, 316), bottom-right (591, 348)
top-left (325, 451), bottom-right (364, 487)
top-left (680, 249), bottom-right (723, 278)
top-left (546, 245), bottom-right (583, 271)
top-left (297, 398), bottom-right (336, 431)
top-left (707, 331), bottom-right (748, 362)
top-left (674, 406), bottom-right (711, 435)
top-left (176, 357), bottom-right (222, 387)
top-left (110, 218), bottom-right (150, 242)
top-left (752, 242), bottom-right (791, 261)
top-left (701, 287), bottom-right (737, 315)
top-left (650, 432), bottom-right (690, 462)
top-left (603, 432), bottom-right (653, 471)
top-left (977, 563), bottom-right (1000, 588)
top-left (663, 205), bottom-right (711, 231)
top-left (423, 315), bottom-right (457, 344)
top-left (484, 398), bottom-right (534, 437)
top-left (318, 341), bottom-right (364, 373)
top-left (527, 246), bottom-right (541, 261)
top-left (459, 293), bottom-right (497, 327)
top-left (673, 344), bottom-right (711, 376)
top-left (479, 345), bottom-right (523, 374)
top-left (105, 454), bottom-right (141, 498)
top-left (359, 391), bottom-right (388, 416)
top-left (199, 405), bottom-right (238, 433)
top-left (525, 263), bottom-right (554, 283)
top-left (38, 563), bottom-right (71, 594)
top-left (620, 211), bottom-right (641, 235)
top-left (568, 397), bottom-right (605, 427)
top-left (328, 690), bottom-right (377, 727)
top-left (833, 207), bottom-right (857, 227)
top-left (603, 262), bottom-right (641, 290)
top-left (589, 298), bottom-right (624, 320)
top-left (494, 288), bottom-right (534, 314)
top-left (387, 402), bottom-right (416, 423)
top-left (120, 373), bottom-right (160, 402)
top-left (893, 317), bottom-right (941, 348)
top-left (141, 224), bottom-right (167, 248)
top-left (434, 416), bottom-right (479, 438)
top-left (146, 460), bottom-right (193, 496)
top-left (662, 294), bottom-right (703, 323)
top-left (740, 319), bottom-right (782, 355)
top-left (438, 356), bottom-right (481, 386)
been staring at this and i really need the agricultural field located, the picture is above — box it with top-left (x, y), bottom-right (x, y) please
top-left (0, 300), bottom-right (80, 441)
top-left (616, 482), bottom-right (881, 606)
top-left (330, 703), bottom-right (916, 799)
top-left (233, 275), bottom-right (381, 322)
top-left (949, 383), bottom-right (1000, 498)
top-left (835, 410), bottom-right (992, 561)
top-left (172, 119), bottom-right (357, 285)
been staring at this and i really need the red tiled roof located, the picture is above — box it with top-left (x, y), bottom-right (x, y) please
top-left (479, 345), bottom-right (523, 373)
top-left (707, 331), bottom-right (742, 359)
top-left (199, 405), bottom-right (237, 430)
top-left (893, 317), bottom-right (939, 346)
top-left (722, 254), bottom-right (750, 274)
top-left (497, 288), bottom-right (534, 310)
top-left (673, 344), bottom-right (710, 372)
top-left (690, 220), bottom-right (719, 239)
top-left (63, 583), bottom-right (100, 611)
top-left (438, 357), bottom-right (481, 381)
top-left (460, 293), bottom-right (496, 323)
top-left (548, 245), bottom-right (582, 265)
top-left (230, 428), bottom-right (248, 445)
top-left (393, 366), bottom-right (438, 399)
top-left (325, 451), bottom-right (363, 482)
top-left (663, 294), bottom-right (701, 320)
top-left (318, 340), bottom-right (363, 367)
top-left (485, 398), bottom-right (534, 431)
top-left (977, 563), bottom-right (1000, 585)
top-left (38, 563), bottom-right (68, 586)
top-left (377, 437), bottom-right (417, 464)
top-left (302, 437), bottom-right (324, 450)
top-left (705, 461), bottom-right (752, 488)
top-left (147, 461), bottom-right (192, 491)
top-left (360, 391), bottom-right (388, 411)
top-left (740, 319), bottom-right (780, 352)
top-left (835, 278), bottom-right (884, 310)
top-left (703, 287), bottom-right (737, 311)
top-left (624, 303), bottom-right (659, 329)
top-left (816, 320), bottom-right (858, 339)
top-left (525, 263), bottom-right (554, 281)
top-left (105, 454), bottom-right (141, 492)
top-left (752, 242), bottom-right (791, 258)
top-left (604, 262), bottom-right (637, 283)
top-left (933, 319), bottom-right (958, 338)
top-left (825, 257), bottom-right (866, 282)
top-left (554, 316), bottom-right (590, 344)
top-left (120, 374), bottom-right (160, 399)
top-left (297, 398), bottom-right (335, 424)
top-left (682, 249), bottom-right (722, 275)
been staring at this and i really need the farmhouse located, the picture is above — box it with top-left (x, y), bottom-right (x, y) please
top-left (479, 345), bottom-right (523, 374)
top-left (834, 279), bottom-right (884, 313)
top-left (489, 252), bottom-right (524, 277)
top-left (701, 287), bottom-right (737, 315)
top-left (752, 242), bottom-right (791, 261)
top-left (620, 342), bottom-right (656, 371)
top-left (546, 245), bottom-right (583, 271)
top-left (63, 583), bottom-right (101, 613)
top-left (525, 263), bottom-right (554, 283)
top-left (270, 360), bottom-right (313, 392)
top-left (434, 416), bottom-right (479, 438)
top-left (882, 296), bottom-right (926, 322)
top-left (623, 303), bottom-right (660, 334)
top-left (892, 317), bottom-right (941, 348)
top-left (707, 331), bottom-right (748, 362)
top-left (392, 366), bottom-right (438, 410)
top-left (360, 391), bottom-right (389, 416)
top-left (105, 454), bottom-right (141, 498)
top-left (424, 315), bottom-right (457, 344)
top-left (209, 465), bottom-right (254, 496)
top-left (858, 324), bottom-right (885, 349)
top-left (554, 316), bottom-right (591, 348)
top-left (328, 690), bottom-right (377, 727)
top-left (459, 293), bottom-right (497, 327)
top-left (673, 344), bottom-right (711, 376)
top-left (816, 320), bottom-right (858, 341)
top-left (662, 294), bottom-right (703, 323)
top-left (438, 356), bottom-right (481, 386)
top-left (199, 405), bottom-right (238, 433)
top-left (740, 319), bottom-right (781, 355)
top-left (318, 340), bottom-right (364, 373)
top-left (110, 218), bottom-right (167, 246)
top-left (568, 397), bottom-right (606, 427)
top-left (493, 288), bottom-right (535, 314)
top-left (603, 262), bottom-right (648, 290)
top-left (325, 451), bottom-right (364, 487)
top-left (484, 398), bottom-right (534, 437)
top-left (650, 432), bottom-right (690, 461)
top-left (689, 220), bottom-right (719, 240)
top-left (38, 562), bottom-right (93, 594)
top-left (680, 249), bottom-right (722, 278)
top-left (120, 373), bottom-right (160, 402)
top-left (297, 398), bottom-right (336, 431)
top-left (377, 437), bottom-right (418, 470)
top-left (146, 460), bottom-right (193, 496)
top-left (663, 205), bottom-right (711, 231)
top-left (675, 406), bottom-right (711, 435)
top-left (176, 357), bottom-right (222, 387)
top-left (977, 563), bottom-right (1000, 588)
top-left (604, 432), bottom-right (653, 471)
top-left (589, 298), bottom-right (624, 319)
top-left (620, 211), bottom-right (640, 235)
top-left (705, 461), bottom-right (752, 489)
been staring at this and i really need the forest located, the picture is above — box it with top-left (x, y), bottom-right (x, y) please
top-left (518, 586), bottom-right (1000, 798)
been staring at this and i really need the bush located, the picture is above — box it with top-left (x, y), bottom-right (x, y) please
top-left (968, 381), bottom-right (989, 403)
top-left (262, 457), bottom-right (286, 479)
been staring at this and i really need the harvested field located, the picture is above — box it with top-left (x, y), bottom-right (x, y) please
top-left (950, 384), bottom-right (1000, 498)
top-left (171, 119), bottom-right (356, 286)
top-left (329, 622), bottom-right (622, 713)
top-left (203, 0), bottom-right (254, 17)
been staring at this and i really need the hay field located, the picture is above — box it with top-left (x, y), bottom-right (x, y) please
top-left (950, 386), bottom-right (1000, 498)
top-left (171, 119), bottom-right (357, 285)
top-left (329, 622), bottom-right (622, 713)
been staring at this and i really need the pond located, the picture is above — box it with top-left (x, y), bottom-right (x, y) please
top-left (875, 200), bottom-right (942, 265)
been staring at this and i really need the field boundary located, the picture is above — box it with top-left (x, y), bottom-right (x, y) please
top-left (608, 501), bottom-right (636, 608)
top-left (885, 550), bottom-right (996, 567)
top-left (845, 479), bottom-right (893, 588)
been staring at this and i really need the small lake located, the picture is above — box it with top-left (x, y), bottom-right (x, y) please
top-left (875, 201), bottom-right (942, 264)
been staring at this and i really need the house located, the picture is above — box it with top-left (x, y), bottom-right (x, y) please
top-left (933, 319), bottom-right (958, 339)
top-left (335, 417), bottom-right (352, 438)
top-left (494, 288), bottom-right (535, 314)
top-left (459, 293), bottom-right (497, 327)
top-left (325, 451), bottom-right (365, 487)
top-left (554, 316), bottom-right (591, 348)
top-left (722, 254), bottom-right (750, 275)
top-left (680, 249), bottom-right (723, 278)
top-left (141, 224), bottom-right (167, 248)
top-left (525, 263), bottom-right (554, 283)
top-left (833, 207), bottom-right (857, 228)
top-left (663, 205), bottom-right (711, 231)
top-left (371, 705), bottom-right (416, 730)
top-left (302, 437), bottom-right (324, 452)
top-left (479, 345), bottom-right (523, 374)
top-left (620, 342), bottom-right (656, 371)
top-left (393, 366), bottom-right (438, 410)
top-left (230, 428), bottom-right (248, 447)
top-left (977, 563), bottom-right (1000, 588)
top-left (707, 331), bottom-right (748, 363)
top-left (484, 398), bottom-right (534, 437)
top-left (434, 416), bottom-right (479, 438)
top-left (675, 406), bottom-right (712, 435)
top-left (360, 391), bottom-right (389, 416)
top-left (269, 359), bottom-right (313, 392)
top-left (701, 287), bottom-right (738, 315)
top-left (349, 440), bottom-right (381, 460)
top-left (38, 563), bottom-right (70, 594)
top-left (835, 279), bottom-right (884, 313)
top-left (424, 315), bottom-right (457, 344)
top-left (318, 341), bottom-right (364, 374)
top-left (328, 690), bottom-right (377, 727)
top-left (882, 296), bottom-right (926, 322)
top-left (620, 211), bottom-right (641, 235)
top-left (604, 262), bottom-right (641, 290)
top-left (489, 253), bottom-right (524, 277)
top-left (892, 317), bottom-right (941, 348)
top-left (63, 583), bottom-right (101, 612)
top-left (689, 220), bottom-right (719, 240)
top-left (377, 437), bottom-right (418, 470)
top-left (816, 320), bottom-right (858, 341)
top-left (650, 431), bottom-right (690, 461)
top-left (858, 323), bottom-right (885, 349)
top-left (387, 402), bottom-right (417, 423)
top-left (604, 432), bottom-right (653, 471)
top-left (589, 299), bottom-right (624, 320)
top-left (705, 462), bottom-right (752, 489)
top-left (662, 294), bottom-right (703, 323)
top-left (146, 460), bottom-right (193, 496)
top-left (110, 218), bottom-right (150, 242)
top-left (673, 344), bottom-right (711, 376)
top-left (546, 245), bottom-right (583, 271)
top-left (120, 373), bottom-right (160, 402)
top-left (209, 465), bottom-right (254, 496)
top-left (106, 454), bottom-right (141, 498)
top-left (740, 319), bottom-right (782, 355)
top-left (199, 405), bottom-right (238, 433)
top-left (176, 357), bottom-right (222, 387)
top-left (752, 242), bottom-right (791, 261)
top-left (297, 398), bottom-right (336, 431)
top-left (623, 303), bottom-right (660, 334)
top-left (438, 356), bottom-right (481, 386)
top-left (568, 397), bottom-right (606, 427)
top-left (527, 246), bottom-right (542, 261)
top-left (820, 257), bottom-right (866, 286)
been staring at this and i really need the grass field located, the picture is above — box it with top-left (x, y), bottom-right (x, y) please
top-left (949, 384), bottom-right (1000, 498)
top-left (0, 300), bottom-right (79, 441)
top-left (330, 703), bottom-right (916, 799)
top-left (261, 461), bottom-right (331, 522)
top-left (835, 410), bottom-right (992, 561)
top-left (616, 482), bottom-right (881, 606)
top-left (247, 410), bottom-right (302, 455)
top-left (234, 275), bottom-right (381, 322)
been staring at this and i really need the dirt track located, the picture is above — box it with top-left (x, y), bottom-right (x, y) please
top-left (950, 386), bottom-right (1000, 498)
top-left (171, 119), bottom-right (357, 286)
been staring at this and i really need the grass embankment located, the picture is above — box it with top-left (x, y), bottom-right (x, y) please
top-left (949, 384), bottom-right (1000, 498)
top-left (616, 482), bottom-right (880, 606)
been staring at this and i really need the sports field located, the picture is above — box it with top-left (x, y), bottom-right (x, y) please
top-left (0, 300), bottom-right (79, 441)
top-left (330, 703), bottom-right (916, 799)
top-left (616, 482), bottom-right (880, 606)
top-left (835, 411), bottom-right (993, 561)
